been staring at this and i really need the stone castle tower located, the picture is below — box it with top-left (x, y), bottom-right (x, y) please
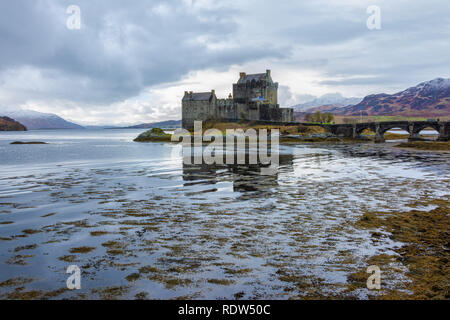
top-left (182, 70), bottom-right (294, 130)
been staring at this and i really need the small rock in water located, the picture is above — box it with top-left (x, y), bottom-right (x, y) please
top-left (10, 141), bottom-right (47, 145)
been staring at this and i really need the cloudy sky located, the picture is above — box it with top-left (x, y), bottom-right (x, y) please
top-left (0, 0), bottom-right (449, 125)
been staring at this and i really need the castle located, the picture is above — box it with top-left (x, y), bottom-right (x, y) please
top-left (182, 70), bottom-right (294, 129)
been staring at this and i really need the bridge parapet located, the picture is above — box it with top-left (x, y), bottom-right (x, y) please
top-left (296, 120), bottom-right (449, 142)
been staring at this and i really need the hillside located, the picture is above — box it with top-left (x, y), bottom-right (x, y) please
top-left (339, 78), bottom-right (450, 117)
top-left (0, 109), bottom-right (84, 130)
top-left (0, 116), bottom-right (27, 131)
top-left (125, 120), bottom-right (181, 129)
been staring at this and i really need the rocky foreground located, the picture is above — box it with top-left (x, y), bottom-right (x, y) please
top-left (0, 117), bottom-right (27, 131)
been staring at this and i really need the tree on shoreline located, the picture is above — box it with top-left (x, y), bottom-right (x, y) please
top-left (305, 111), bottom-right (334, 124)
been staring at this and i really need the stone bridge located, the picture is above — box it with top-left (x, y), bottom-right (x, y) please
top-left (234, 119), bottom-right (450, 142)
top-left (306, 120), bottom-right (450, 143)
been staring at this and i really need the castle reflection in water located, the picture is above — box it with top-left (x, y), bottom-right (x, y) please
top-left (181, 152), bottom-right (294, 197)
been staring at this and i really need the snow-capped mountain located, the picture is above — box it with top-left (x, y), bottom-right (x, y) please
top-left (340, 78), bottom-right (450, 117)
top-left (0, 108), bottom-right (84, 130)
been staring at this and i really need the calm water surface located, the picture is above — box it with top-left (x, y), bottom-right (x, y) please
top-left (0, 129), bottom-right (448, 299)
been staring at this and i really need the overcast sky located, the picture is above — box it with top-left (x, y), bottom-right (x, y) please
top-left (0, 0), bottom-right (449, 125)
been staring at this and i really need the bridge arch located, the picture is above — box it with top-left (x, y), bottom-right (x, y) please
top-left (411, 124), bottom-right (440, 134)
top-left (412, 125), bottom-right (440, 140)
top-left (378, 122), bottom-right (410, 135)
top-left (355, 123), bottom-right (375, 135)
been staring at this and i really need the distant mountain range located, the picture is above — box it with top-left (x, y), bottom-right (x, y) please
top-left (294, 78), bottom-right (450, 118)
top-left (291, 93), bottom-right (362, 112)
top-left (2, 77), bottom-right (448, 130)
top-left (0, 116), bottom-right (27, 131)
top-left (123, 120), bottom-right (181, 129)
top-left (0, 109), bottom-right (84, 130)
top-left (0, 107), bottom-right (182, 130)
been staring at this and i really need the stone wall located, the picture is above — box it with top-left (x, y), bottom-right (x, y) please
top-left (182, 93), bottom-right (216, 130)
top-left (216, 98), bottom-right (236, 120)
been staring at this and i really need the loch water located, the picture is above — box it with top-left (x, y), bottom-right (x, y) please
top-left (0, 129), bottom-right (448, 299)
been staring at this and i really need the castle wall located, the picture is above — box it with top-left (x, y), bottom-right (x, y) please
top-left (232, 82), bottom-right (278, 105)
top-left (233, 83), bottom-right (264, 104)
top-left (182, 98), bottom-right (216, 130)
top-left (216, 99), bottom-right (236, 120)
top-left (235, 103), bottom-right (250, 120)
top-left (259, 104), bottom-right (282, 122)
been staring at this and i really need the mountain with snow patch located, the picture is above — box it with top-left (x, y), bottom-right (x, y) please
top-left (0, 108), bottom-right (84, 130)
top-left (339, 78), bottom-right (450, 117)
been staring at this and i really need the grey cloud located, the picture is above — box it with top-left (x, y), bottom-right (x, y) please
top-left (0, 0), bottom-right (450, 123)
top-left (0, 0), bottom-right (290, 105)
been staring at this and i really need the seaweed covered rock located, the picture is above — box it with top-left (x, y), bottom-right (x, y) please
top-left (133, 128), bottom-right (172, 142)
top-left (11, 141), bottom-right (47, 145)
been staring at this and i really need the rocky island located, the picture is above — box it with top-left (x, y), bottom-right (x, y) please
top-left (133, 128), bottom-right (172, 142)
